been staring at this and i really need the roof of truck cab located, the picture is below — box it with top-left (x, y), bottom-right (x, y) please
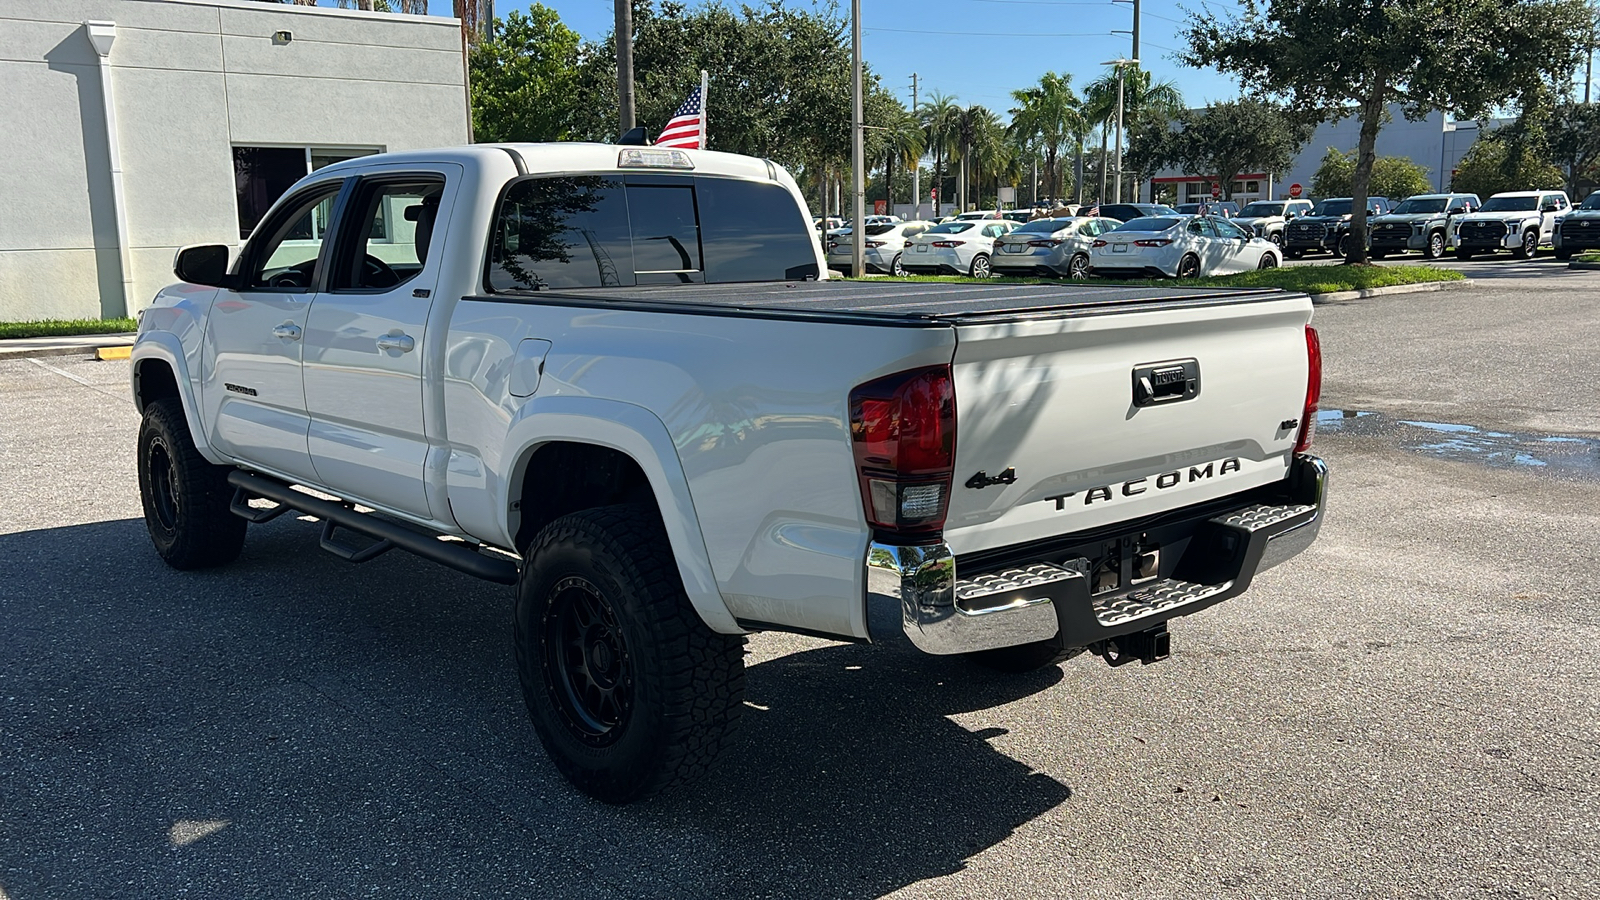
top-left (309, 143), bottom-right (779, 182)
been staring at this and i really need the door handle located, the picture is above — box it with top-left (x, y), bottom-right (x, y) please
top-left (376, 333), bottom-right (415, 353)
top-left (272, 323), bottom-right (301, 341)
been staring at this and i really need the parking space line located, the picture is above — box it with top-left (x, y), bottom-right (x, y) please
top-left (27, 357), bottom-right (128, 400)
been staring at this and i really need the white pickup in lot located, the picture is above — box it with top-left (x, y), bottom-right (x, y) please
top-left (132, 142), bottom-right (1327, 803)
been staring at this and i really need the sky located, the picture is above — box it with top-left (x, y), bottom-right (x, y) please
top-left (418, 0), bottom-right (1248, 118)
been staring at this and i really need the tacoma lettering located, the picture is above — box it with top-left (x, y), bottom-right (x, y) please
top-left (1051, 457), bottom-right (1244, 508)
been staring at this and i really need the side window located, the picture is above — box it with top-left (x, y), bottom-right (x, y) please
top-left (982, 224), bottom-right (1004, 238)
top-left (697, 177), bottom-right (819, 282)
top-left (1079, 221), bottom-right (1098, 236)
top-left (246, 183), bottom-right (342, 290)
top-left (330, 177), bottom-right (445, 291)
top-left (1187, 219), bottom-right (1207, 237)
top-left (488, 176), bottom-right (633, 292)
top-left (1212, 219), bottom-right (1242, 239)
top-left (628, 182), bottom-right (702, 283)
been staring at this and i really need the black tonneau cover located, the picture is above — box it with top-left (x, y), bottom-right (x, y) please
top-left (470, 280), bottom-right (1299, 326)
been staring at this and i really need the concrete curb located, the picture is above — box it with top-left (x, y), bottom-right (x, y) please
top-left (1308, 279), bottom-right (1471, 305)
top-left (1567, 260), bottom-right (1600, 270)
top-left (0, 333), bottom-right (135, 362)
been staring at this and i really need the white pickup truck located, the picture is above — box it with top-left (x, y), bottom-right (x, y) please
top-left (131, 143), bottom-right (1327, 803)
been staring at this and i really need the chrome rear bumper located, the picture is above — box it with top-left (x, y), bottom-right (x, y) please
top-left (869, 454), bottom-right (1328, 655)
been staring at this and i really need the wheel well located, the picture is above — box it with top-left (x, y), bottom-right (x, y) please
top-left (514, 442), bottom-right (657, 553)
top-left (133, 359), bottom-right (179, 413)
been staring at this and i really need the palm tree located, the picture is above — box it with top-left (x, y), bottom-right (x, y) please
top-left (1085, 66), bottom-right (1184, 203)
top-left (1008, 72), bottom-right (1084, 207)
top-left (950, 104), bottom-right (997, 211)
top-left (878, 104), bottom-right (924, 214)
top-left (968, 109), bottom-right (1011, 208)
top-left (919, 92), bottom-right (961, 218)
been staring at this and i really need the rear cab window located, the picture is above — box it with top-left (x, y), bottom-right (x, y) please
top-left (487, 173), bottom-right (818, 293)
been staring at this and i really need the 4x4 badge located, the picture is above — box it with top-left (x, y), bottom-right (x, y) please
top-left (964, 468), bottom-right (1016, 489)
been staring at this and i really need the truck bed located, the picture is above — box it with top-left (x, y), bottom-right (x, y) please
top-left (474, 280), bottom-right (1297, 326)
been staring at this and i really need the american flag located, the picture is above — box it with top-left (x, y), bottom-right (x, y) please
top-left (654, 87), bottom-right (703, 150)
top-left (1084, 205), bottom-right (1100, 217)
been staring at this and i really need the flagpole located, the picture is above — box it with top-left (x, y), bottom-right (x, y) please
top-left (700, 69), bottom-right (709, 149)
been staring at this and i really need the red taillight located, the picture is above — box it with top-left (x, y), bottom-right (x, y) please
top-left (1091, 239), bottom-right (1108, 248)
top-left (1295, 325), bottom-right (1322, 453)
top-left (865, 240), bottom-right (885, 248)
top-left (931, 240), bottom-right (964, 248)
top-left (1134, 238), bottom-right (1174, 247)
top-left (849, 366), bottom-right (957, 538)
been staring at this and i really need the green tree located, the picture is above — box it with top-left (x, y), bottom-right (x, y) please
top-left (1008, 72), bottom-right (1083, 207)
top-left (1183, 0), bottom-right (1593, 263)
top-left (1137, 97), bottom-right (1311, 202)
top-left (469, 8), bottom-right (583, 143)
top-left (1312, 148), bottom-right (1435, 199)
top-left (1451, 131), bottom-right (1566, 197)
top-left (873, 100), bottom-right (924, 212)
top-left (1550, 103), bottom-right (1600, 197)
top-left (1083, 66), bottom-right (1183, 203)
top-left (919, 92), bottom-right (961, 217)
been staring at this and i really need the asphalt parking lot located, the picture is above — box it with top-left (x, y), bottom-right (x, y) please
top-left (3, 265), bottom-right (1597, 899)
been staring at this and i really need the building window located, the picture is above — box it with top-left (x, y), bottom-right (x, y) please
top-left (232, 146), bottom-right (379, 239)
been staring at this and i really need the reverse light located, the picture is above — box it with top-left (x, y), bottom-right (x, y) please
top-left (849, 366), bottom-right (957, 539)
top-left (1295, 325), bottom-right (1322, 453)
top-left (1134, 238), bottom-right (1174, 247)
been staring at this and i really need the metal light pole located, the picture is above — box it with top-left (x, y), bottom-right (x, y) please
top-left (1101, 58), bottom-right (1136, 204)
top-left (851, 0), bottom-right (865, 277)
top-left (910, 72), bottom-right (919, 220)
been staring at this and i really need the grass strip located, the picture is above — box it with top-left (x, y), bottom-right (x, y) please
top-left (1577, 251), bottom-right (1600, 263)
top-left (858, 264), bottom-right (1465, 295)
top-left (0, 318), bottom-right (138, 340)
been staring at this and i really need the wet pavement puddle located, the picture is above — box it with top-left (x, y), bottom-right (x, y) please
top-left (1317, 409), bottom-right (1600, 480)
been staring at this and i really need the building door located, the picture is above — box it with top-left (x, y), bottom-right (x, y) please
top-left (202, 180), bottom-right (344, 484)
top-left (302, 167), bottom-right (458, 520)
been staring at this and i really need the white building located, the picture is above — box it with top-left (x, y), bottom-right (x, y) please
top-left (1, 0), bottom-right (469, 323)
top-left (1148, 106), bottom-right (1500, 205)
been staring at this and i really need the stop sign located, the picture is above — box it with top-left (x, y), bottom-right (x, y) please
top-left (1289, 182), bottom-right (1303, 198)
top-left (1210, 182), bottom-right (1221, 199)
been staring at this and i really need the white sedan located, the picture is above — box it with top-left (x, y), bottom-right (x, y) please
top-left (901, 219), bottom-right (1017, 277)
top-left (1089, 215), bottom-right (1280, 279)
top-left (825, 221), bottom-right (933, 276)
top-left (990, 215), bottom-right (1124, 278)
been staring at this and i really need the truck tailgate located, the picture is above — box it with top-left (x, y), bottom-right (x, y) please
top-left (944, 292), bottom-right (1314, 556)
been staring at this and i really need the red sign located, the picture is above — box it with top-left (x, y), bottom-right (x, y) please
top-left (874, 199), bottom-right (887, 215)
top-left (930, 188), bottom-right (938, 200)
top-left (1289, 182), bottom-right (1303, 198)
top-left (1211, 182), bottom-right (1221, 199)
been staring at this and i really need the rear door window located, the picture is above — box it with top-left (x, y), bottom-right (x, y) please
top-left (698, 177), bottom-right (820, 282)
top-left (488, 175), bottom-right (633, 291)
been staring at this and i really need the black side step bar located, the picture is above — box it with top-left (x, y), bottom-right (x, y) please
top-left (227, 470), bottom-right (519, 585)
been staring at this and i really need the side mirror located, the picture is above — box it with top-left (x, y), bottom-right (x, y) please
top-left (174, 244), bottom-right (233, 288)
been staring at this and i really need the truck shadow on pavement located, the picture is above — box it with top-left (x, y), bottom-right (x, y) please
top-left (0, 517), bottom-right (1074, 900)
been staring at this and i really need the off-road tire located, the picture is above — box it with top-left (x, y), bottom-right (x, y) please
top-left (1515, 228), bottom-right (1538, 259)
top-left (1336, 232), bottom-right (1351, 259)
top-left (1555, 248), bottom-right (1574, 261)
top-left (1424, 230), bottom-right (1446, 260)
top-left (1269, 232), bottom-right (1283, 247)
top-left (514, 505), bottom-right (745, 804)
top-left (137, 398), bottom-right (246, 569)
top-left (967, 635), bottom-right (1083, 672)
top-left (969, 253), bottom-right (992, 279)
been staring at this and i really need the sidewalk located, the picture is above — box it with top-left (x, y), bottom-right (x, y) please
top-left (0, 333), bottom-right (135, 361)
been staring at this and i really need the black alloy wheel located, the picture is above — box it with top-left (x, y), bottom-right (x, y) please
top-left (1517, 228), bottom-right (1539, 259)
top-left (542, 575), bottom-right (632, 745)
top-left (1177, 253), bottom-right (1201, 279)
top-left (1257, 252), bottom-right (1279, 269)
top-left (137, 397), bottom-right (247, 569)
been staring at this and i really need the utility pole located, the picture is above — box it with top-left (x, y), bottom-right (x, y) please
top-left (911, 73), bottom-right (919, 220)
top-left (851, 0), bottom-right (865, 277)
top-left (615, 0), bottom-right (635, 134)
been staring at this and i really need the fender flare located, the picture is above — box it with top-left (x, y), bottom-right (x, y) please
top-left (500, 395), bottom-right (742, 635)
top-left (129, 334), bottom-right (228, 466)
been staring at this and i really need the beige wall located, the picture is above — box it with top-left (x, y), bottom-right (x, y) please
top-left (0, 0), bottom-right (468, 321)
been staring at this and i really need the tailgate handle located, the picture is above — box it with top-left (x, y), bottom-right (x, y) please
top-left (1132, 359), bottom-right (1200, 407)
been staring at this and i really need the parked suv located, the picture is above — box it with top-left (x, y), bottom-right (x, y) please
top-left (1454, 191), bottom-right (1570, 259)
top-left (1553, 190), bottom-right (1600, 260)
top-left (1234, 199), bottom-right (1314, 247)
top-left (1282, 196), bottom-right (1392, 257)
top-left (1176, 201), bottom-right (1240, 217)
top-left (1367, 193), bottom-right (1480, 259)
